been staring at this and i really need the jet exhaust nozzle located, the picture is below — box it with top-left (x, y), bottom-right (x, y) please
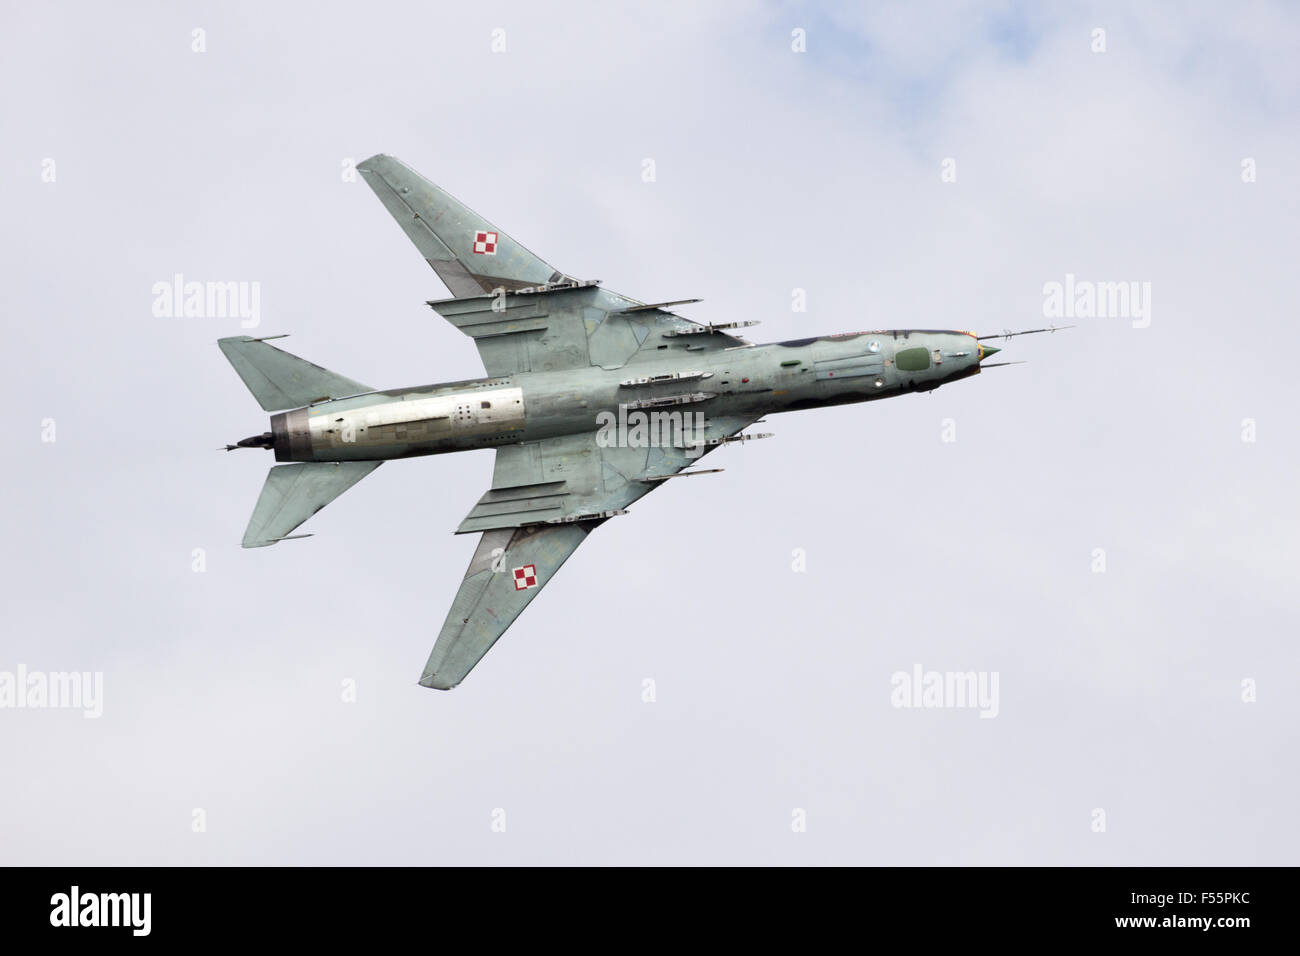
top-left (226, 432), bottom-right (275, 451)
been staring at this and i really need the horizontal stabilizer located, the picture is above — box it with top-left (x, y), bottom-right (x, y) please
top-left (218, 336), bottom-right (371, 412)
top-left (242, 461), bottom-right (381, 548)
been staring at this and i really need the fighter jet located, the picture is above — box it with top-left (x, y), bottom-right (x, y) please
top-left (219, 154), bottom-right (1062, 690)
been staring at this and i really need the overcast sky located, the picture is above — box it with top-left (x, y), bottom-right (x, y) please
top-left (1, 0), bottom-right (1296, 865)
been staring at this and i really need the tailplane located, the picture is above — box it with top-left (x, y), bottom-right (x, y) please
top-left (218, 336), bottom-right (371, 412)
top-left (241, 462), bottom-right (381, 548)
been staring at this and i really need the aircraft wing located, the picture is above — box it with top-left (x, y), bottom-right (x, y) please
top-left (358, 153), bottom-right (750, 376)
top-left (421, 415), bottom-right (760, 689)
top-left (357, 153), bottom-right (571, 296)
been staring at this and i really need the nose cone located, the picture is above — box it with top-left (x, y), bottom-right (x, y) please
top-left (979, 345), bottom-right (1000, 361)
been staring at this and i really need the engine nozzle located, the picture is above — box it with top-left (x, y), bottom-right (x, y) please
top-left (225, 432), bottom-right (274, 451)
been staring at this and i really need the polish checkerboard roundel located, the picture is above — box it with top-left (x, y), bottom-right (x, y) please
top-left (472, 230), bottom-right (498, 255)
top-left (512, 564), bottom-right (538, 590)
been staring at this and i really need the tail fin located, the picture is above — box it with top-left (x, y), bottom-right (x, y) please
top-left (242, 462), bottom-right (381, 548)
top-left (218, 336), bottom-right (371, 412)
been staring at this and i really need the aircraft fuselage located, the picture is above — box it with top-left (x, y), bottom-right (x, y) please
top-left (268, 329), bottom-right (987, 463)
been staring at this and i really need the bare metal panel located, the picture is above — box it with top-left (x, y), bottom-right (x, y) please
top-left (306, 387), bottom-right (525, 453)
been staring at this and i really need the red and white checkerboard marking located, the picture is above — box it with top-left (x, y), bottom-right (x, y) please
top-left (472, 230), bottom-right (498, 255)
top-left (512, 564), bottom-right (538, 590)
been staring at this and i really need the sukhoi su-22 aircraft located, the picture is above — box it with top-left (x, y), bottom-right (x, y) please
top-left (219, 154), bottom-right (1060, 690)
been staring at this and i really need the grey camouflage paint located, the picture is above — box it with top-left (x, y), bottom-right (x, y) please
top-left (220, 155), bottom-right (1008, 689)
